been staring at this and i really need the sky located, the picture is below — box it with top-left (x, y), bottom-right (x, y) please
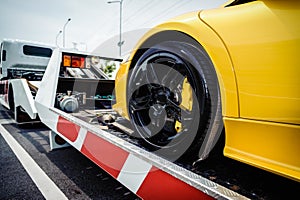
top-left (0, 0), bottom-right (227, 58)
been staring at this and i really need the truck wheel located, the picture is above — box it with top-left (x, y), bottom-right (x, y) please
top-left (128, 40), bottom-right (223, 161)
top-left (8, 84), bottom-right (15, 113)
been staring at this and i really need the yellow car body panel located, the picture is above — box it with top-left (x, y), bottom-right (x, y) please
top-left (200, 0), bottom-right (300, 181)
top-left (113, 0), bottom-right (300, 181)
top-left (113, 61), bottom-right (130, 119)
top-left (201, 1), bottom-right (300, 124)
top-left (224, 117), bottom-right (300, 182)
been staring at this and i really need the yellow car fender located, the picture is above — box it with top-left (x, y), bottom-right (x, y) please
top-left (114, 11), bottom-right (239, 120)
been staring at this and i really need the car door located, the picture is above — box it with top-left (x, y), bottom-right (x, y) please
top-left (201, 0), bottom-right (300, 125)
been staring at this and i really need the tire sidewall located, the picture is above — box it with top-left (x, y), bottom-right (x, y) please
top-left (128, 40), bottom-right (222, 161)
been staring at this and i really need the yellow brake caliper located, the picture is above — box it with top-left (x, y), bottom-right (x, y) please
top-left (175, 77), bottom-right (193, 133)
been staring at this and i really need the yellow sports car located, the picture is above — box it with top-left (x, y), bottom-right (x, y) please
top-left (113, 0), bottom-right (300, 182)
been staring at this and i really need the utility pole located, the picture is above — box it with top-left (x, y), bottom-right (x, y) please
top-left (63, 18), bottom-right (71, 48)
top-left (55, 30), bottom-right (62, 47)
top-left (107, 0), bottom-right (124, 57)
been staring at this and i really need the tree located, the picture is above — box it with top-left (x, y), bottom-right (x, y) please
top-left (100, 60), bottom-right (117, 78)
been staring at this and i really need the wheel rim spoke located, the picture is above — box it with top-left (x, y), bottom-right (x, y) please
top-left (146, 63), bottom-right (160, 84)
top-left (129, 99), bottom-right (150, 112)
top-left (162, 63), bottom-right (182, 87)
top-left (129, 51), bottom-right (201, 148)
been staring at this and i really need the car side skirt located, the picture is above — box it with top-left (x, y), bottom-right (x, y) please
top-left (224, 117), bottom-right (300, 182)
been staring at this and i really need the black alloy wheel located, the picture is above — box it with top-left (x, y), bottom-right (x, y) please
top-left (128, 40), bottom-right (222, 161)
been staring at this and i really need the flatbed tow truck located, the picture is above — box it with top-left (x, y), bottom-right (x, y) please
top-left (1, 41), bottom-right (298, 199)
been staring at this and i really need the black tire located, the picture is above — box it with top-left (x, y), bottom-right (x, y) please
top-left (8, 84), bottom-right (15, 113)
top-left (127, 40), bottom-right (223, 161)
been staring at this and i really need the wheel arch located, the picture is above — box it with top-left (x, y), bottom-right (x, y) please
top-left (112, 15), bottom-right (239, 159)
top-left (128, 19), bottom-right (239, 118)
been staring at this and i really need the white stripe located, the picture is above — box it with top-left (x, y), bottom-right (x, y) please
top-left (73, 127), bottom-right (87, 151)
top-left (117, 154), bottom-right (152, 193)
top-left (0, 119), bottom-right (15, 124)
top-left (0, 124), bottom-right (68, 200)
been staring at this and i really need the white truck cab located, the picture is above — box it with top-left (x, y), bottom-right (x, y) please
top-left (0, 39), bottom-right (53, 80)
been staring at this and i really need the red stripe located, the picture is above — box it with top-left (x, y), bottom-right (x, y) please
top-left (81, 131), bottom-right (129, 178)
top-left (56, 116), bottom-right (80, 142)
top-left (137, 166), bottom-right (214, 200)
top-left (4, 80), bottom-right (8, 94)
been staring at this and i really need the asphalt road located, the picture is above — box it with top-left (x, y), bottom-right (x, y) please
top-left (0, 107), bottom-right (140, 200)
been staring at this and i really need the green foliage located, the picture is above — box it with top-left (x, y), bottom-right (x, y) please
top-left (100, 60), bottom-right (117, 78)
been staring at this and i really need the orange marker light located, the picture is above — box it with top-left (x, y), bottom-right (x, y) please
top-left (63, 55), bottom-right (71, 67)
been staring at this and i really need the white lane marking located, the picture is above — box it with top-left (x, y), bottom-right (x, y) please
top-left (117, 154), bottom-right (152, 193)
top-left (0, 124), bottom-right (68, 200)
top-left (0, 119), bottom-right (15, 124)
